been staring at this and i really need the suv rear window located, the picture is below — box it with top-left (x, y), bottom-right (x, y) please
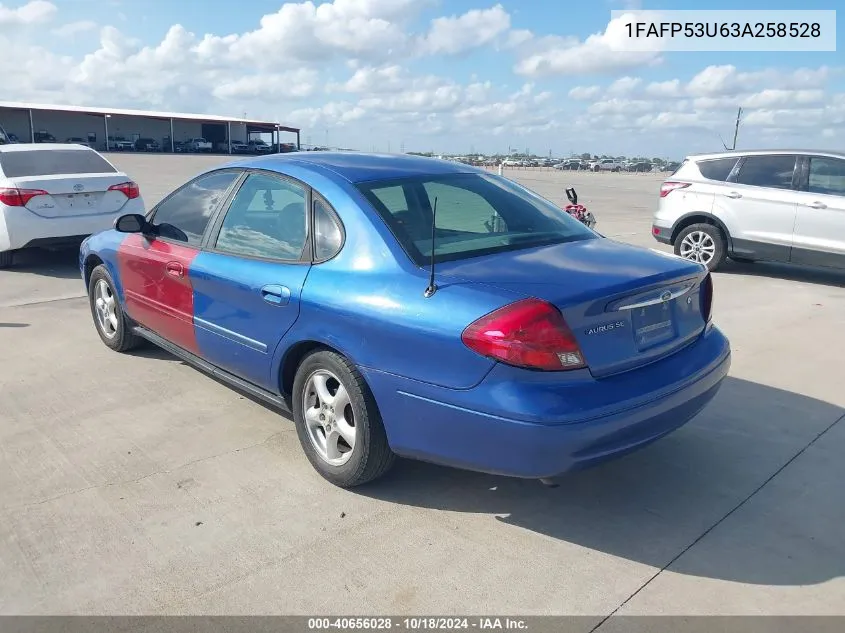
top-left (697, 157), bottom-right (738, 182)
top-left (357, 173), bottom-right (596, 265)
top-left (735, 155), bottom-right (796, 190)
top-left (0, 149), bottom-right (116, 177)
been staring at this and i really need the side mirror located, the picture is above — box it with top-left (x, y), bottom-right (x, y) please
top-left (114, 213), bottom-right (147, 233)
top-left (566, 187), bottom-right (578, 205)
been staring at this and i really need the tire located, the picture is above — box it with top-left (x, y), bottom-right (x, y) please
top-left (0, 250), bottom-right (14, 268)
top-left (673, 223), bottom-right (727, 271)
top-left (88, 264), bottom-right (143, 352)
top-left (292, 349), bottom-right (395, 487)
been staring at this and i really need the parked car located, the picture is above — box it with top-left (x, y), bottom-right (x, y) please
top-left (134, 138), bottom-right (160, 152)
top-left (186, 138), bottom-right (213, 152)
top-left (109, 137), bottom-right (135, 151)
top-left (34, 130), bottom-right (57, 143)
top-left (555, 159), bottom-right (586, 171)
top-left (0, 143), bottom-right (143, 268)
top-left (628, 161), bottom-right (654, 173)
top-left (65, 137), bottom-right (93, 148)
top-left (591, 159), bottom-right (623, 172)
top-left (652, 149), bottom-right (845, 271)
top-left (79, 152), bottom-right (730, 487)
top-left (173, 141), bottom-right (187, 153)
top-left (248, 139), bottom-right (272, 154)
top-left (230, 141), bottom-right (251, 154)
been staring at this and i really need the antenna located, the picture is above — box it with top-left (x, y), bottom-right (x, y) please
top-left (423, 197), bottom-right (438, 298)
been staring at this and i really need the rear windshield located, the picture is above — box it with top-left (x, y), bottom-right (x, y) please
top-left (0, 149), bottom-right (116, 177)
top-left (357, 173), bottom-right (597, 265)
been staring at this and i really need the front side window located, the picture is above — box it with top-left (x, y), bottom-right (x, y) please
top-left (151, 170), bottom-right (240, 246)
top-left (357, 173), bottom-right (596, 265)
top-left (808, 157), bottom-right (845, 197)
top-left (215, 172), bottom-right (308, 260)
top-left (0, 149), bottom-right (116, 177)
top-left (735, 155), bottom-right (797, 190)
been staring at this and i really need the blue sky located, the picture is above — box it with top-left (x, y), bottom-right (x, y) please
top-left (2, 0), bottom-right (843, 157)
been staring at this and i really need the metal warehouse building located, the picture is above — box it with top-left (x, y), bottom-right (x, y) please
top-left (0, 101), bottom-right (300, 154)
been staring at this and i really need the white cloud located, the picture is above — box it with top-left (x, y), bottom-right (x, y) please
top-left (607, 76), bottom-right (642, 96)
top-left (52, 19), bottom-right (97, 36)
top-left (0, 0), bottom-right (55, 24)
top-left (645, 79), bottom-right (681, 98)
top-left (419, 4), bottom-right (510, 55)
top-left (568, 86), bottom-right (601, 100)
top-left (512, 14), bottom-right (661, 77)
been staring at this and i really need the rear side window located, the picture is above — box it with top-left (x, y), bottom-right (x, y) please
top-left (735, 155), bottom-right (796, 190)
top-left (696, 157), bottom-right (738, 182)
top-left (808, 157), bottom-right (845, 197)
top-left (0, 149), bottom-right (116, 177)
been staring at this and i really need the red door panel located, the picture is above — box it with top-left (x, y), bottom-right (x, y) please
top-left (117, 234), bottom-right (199, 353)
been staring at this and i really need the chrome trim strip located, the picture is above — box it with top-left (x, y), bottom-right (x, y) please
top-left (613, 284), bottom-right (694, 311)
top-left (194, 317), bottom-right (267, 353)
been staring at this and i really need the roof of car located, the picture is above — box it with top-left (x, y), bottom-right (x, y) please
top-left (0, 143), bottom-right (94, 152)
top-left (226, 151), bottom-right (480, 183)
top-left (687, 149), bottom-right (845, 161)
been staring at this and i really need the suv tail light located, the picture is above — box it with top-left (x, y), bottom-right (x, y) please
top-left (108, 181), bottom-right (140, 199)
top-left (701, 273), bottom-right (713, 323)
top-left (461, 298), bottom-right (586, 371)
top-left (0, 187), bottom-right (49, 207)
top-left (660, 181), bottom-right (690, 198)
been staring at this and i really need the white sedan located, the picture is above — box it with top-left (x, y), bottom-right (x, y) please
top-left (0, 143), bottom-right (144, 267)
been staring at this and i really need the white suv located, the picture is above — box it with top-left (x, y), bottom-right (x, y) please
top-left (652, 150), bottom-right (845, 271)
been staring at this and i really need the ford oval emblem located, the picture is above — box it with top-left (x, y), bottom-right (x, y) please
top-left (73, 183), bottom-right (84, 192)
top-left (660, 291), bottom-right (672, 302)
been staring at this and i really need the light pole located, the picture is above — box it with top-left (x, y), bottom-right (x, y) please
top-left (104, 114), bottom-right (111, 151)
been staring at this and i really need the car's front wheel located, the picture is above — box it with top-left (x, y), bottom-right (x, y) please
top-left (674, 223), bottom-right (727, 271)
top-left (88, 264), bottom-right (143, 352)
top-left (292, 350), bottom-right (395, 487)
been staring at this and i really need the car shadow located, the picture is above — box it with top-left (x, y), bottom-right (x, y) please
top-left (356, 376), bottom-right (844, 588)
top-left (0, 322), bottom-right (29, 328)
top-left (7, 247), bottom-right (81, 280)
top-left (721, 259), bottom-right (845, 287)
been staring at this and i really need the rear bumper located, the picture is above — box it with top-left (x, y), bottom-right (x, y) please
top-left (0, 201), bottom-right (142, 252)
top-left (651, 223), bottom-right (672, 244)
top-left (362, 327), bottom-right (731, 479)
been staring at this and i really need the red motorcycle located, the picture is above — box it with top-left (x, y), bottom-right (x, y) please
top-left (563, 187), bottom-right (596, 230)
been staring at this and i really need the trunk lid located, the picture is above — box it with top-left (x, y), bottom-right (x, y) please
top-left (436, 239), bottom-right (709, 378)
top-left (11, 174), bottom-right (133, 218)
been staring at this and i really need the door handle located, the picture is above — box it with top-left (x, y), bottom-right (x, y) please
top-left (806, 201), bottom-right (827, 209)
top-left (724, 191), bottom-right (742, 199)
top-left (260, 284), bottom-right (291, 306)
top-left (165, 261), bottom-right (184, 277)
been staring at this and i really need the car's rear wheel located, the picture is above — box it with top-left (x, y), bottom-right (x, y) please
top-left (88, 264), bottom-right (143, 352)
top-left (292, 350), bottom-right (395, 487)
top-left (674, 223), bottom-right (727, 271)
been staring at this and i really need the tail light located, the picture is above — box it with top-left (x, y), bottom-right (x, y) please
top-left (701, 273), bottom-right (713, 323)
top-left (660, 181), bottom-right (690, 198)
top-left (461, 298), bottom-right (586, 371)
top-left (0, 187), bottom-right (49, 207)
top-left (108, 181), bottom-right (140, 199)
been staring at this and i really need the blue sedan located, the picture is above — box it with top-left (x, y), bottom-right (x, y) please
top-left (79, 152), bottom-right (731, 487)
